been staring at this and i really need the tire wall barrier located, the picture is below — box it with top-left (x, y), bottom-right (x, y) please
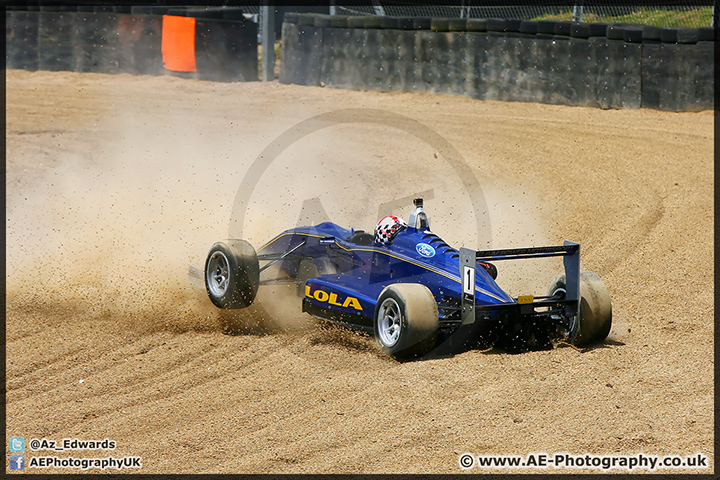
top-left (6, 7), bottom-right (258, 82)
top-left (280, 16), bottom-right (714, 111)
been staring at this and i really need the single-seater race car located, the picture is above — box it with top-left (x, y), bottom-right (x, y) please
top-left (199, 199), bottom-right (611, 359)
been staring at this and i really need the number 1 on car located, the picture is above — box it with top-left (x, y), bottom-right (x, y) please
top-left (463, 265), bottom-right (475, 294)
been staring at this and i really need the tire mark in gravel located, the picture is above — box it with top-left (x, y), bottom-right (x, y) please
top-left (8, 342), bottom-right (250, 436)
top-left (205, 361), bottom-right (456, 472)
top-left (6, 322), bottom-right (144, 386)
top-left (7, 343), bottom-right (95, 385)
top-left (132, 337), bottom-right (382, 422)
top-left (31, 344), bottom-right (338, 436)
top-left (137, 365), bottom-right (394, 470)
top-left (9, 334), bottom-right (325, 433)
top-left (587, 195), bottom-right (665, 277)
top-left (9, 334), bottom-right (231, 402)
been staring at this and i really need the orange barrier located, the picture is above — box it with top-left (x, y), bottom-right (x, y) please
top-left (161, 15), bottom-right (196, 72)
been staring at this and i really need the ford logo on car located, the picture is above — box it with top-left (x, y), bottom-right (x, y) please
top-left (416, 243), bottom-right (436, 258)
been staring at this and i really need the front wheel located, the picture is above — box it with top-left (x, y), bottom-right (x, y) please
top-left (374, 284), bottom-right (439, 359)
top-left (547, 271), bottom-right (612, 346)
top-left (205, 240), bottom-right (259, 309)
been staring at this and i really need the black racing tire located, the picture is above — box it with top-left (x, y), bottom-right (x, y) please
top-left (547, 271), bottom-right (612, 347)
top-left (373, 284), bottom-right (439, 360)
top-left (205, 240), bottom-right (259, 309)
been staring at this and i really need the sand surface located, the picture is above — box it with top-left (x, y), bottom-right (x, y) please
top-left (5, 69), bottom-right (713, 474)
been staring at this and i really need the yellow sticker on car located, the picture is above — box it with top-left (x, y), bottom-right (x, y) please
top-left (517, 295), bottom-right (534, 304)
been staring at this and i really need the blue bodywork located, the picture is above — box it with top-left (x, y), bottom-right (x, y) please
top-left (257, 221), bottom-right (515, 336)
top-left (197, 198), bottom-right (584, 354)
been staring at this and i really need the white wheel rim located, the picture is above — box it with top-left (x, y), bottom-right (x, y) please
top-left (377, 298), bottom-right (402, 347)
top-left (207, 251), bottom-right (230, 297)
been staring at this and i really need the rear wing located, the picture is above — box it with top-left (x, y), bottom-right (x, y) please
top-left (458, 241), bottom-right (580, 325)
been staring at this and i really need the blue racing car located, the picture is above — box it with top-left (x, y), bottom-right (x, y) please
top-left (202, 199), bottom-right (612, 359)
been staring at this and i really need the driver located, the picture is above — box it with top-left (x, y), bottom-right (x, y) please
top-left (374, 215), bottom-right (408, 244)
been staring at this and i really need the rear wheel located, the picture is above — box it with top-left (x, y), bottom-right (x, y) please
top-left (547, 271), bottom-right (612, 346)
top-left (374, 284), bottom-right (439, 359)
top-left (205, 240), bottom-right (259, 309)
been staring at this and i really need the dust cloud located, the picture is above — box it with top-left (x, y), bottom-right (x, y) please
top-left (6, 103), bottom-right (244, 334)
top-left (6, 87), bottom-right (552, 335)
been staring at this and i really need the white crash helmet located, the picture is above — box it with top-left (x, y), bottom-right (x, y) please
top-left (374, 215), bottom-right (408, 244)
